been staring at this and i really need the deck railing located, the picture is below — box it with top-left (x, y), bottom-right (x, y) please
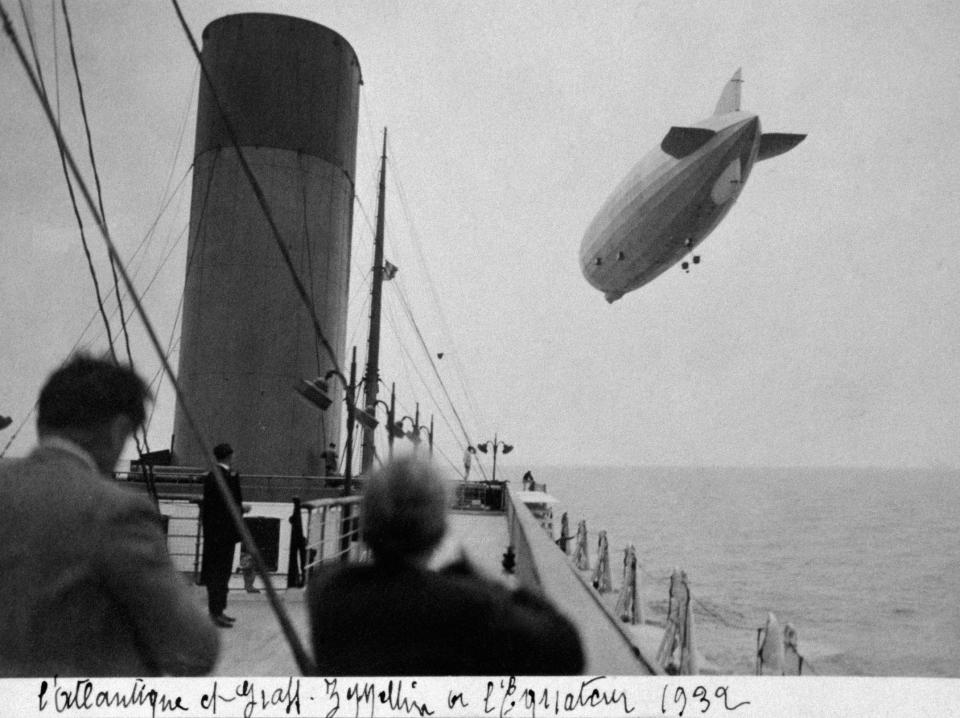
top-left (150, 477), bottom-right (508, 584)
top-left (301, 495), bottom-right (366, 578)
top-left (451, 480), bottom-right (505, 511)
top-left (300, 480), bottom-right (505, 579)
top-left (505, 484), bottom-right (663, 675)
top-left (117, 468), bottom-right (347, 502)
top-left (156, 493), bottom-right (309, 585)
top-left (157, 496), bottom-right (204, 580)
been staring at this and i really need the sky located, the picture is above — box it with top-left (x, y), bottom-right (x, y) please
top-left (2, 0), bottom-right (960, 472)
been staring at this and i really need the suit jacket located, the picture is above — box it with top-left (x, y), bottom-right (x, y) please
top-left (308, 559), bottom-right (584, 675)
top-left (0, 441), bottom-right (219, 676)
top-left (201, 466), bottom-right (243, 545)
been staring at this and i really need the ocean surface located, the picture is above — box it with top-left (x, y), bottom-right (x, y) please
top-left (526, 465), bottom-right (959, 677)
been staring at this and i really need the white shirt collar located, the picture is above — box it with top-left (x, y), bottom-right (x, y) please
top-left (38, 436), bottom-right (100, 474)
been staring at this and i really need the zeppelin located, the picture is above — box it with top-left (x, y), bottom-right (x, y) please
top-left (580, 69), bottom-right (805, 303)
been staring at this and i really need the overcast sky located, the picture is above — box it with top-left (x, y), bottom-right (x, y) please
top-left (2, 1), bottom-right (960, 471)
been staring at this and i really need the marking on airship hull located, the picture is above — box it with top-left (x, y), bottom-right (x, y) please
top-left (710, 159), bottom-right (742, 204)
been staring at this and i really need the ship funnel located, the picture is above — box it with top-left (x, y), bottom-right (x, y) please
top-left (173, 14), bottom-right (362, 475)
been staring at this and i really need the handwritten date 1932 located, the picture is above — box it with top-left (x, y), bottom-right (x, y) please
top-left (661, 684), bottom-right (751, 717)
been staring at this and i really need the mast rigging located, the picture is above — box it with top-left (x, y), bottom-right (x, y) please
top-left (0, 0), bottom-right (318, 675)
top-left (360, 128), bottom-right (388, 475)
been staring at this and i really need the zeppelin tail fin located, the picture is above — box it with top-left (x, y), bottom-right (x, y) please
top-left (713, 68), bottom-right (742, 115)
top-left (757, 132), bottom-right (806, 161)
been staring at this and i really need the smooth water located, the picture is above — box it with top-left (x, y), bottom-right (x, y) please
top-left (528, 466), bottom-right (959, 676)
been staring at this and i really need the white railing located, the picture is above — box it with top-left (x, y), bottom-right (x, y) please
top-left (158, 497), bottom-right (204, 578)
top-left (300, 480), bottom-right (508, 579)
top-left (301, 495), bottom-right (366, 577)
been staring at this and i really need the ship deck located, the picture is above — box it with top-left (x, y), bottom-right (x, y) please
top-left (188, 489), bottom-right (661, 675)
top-left (204, 509), bottom-right (514, 675)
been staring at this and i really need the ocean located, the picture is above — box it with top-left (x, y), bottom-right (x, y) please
top-left (527, 465), bottom-right (959, 677)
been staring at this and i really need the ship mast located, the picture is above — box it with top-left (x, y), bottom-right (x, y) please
top-left (360, 128), bottom-right (388, 475)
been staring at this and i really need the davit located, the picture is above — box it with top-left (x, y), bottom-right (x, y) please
top-left (580, 69), bottom-right (805, 303)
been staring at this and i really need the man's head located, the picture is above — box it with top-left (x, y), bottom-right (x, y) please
top-left (37, 354), bottom-right (151, 474)
top-left (361, 456), bottom-right (449, 565)
top-left (213, 443), bottom-right (234, 465)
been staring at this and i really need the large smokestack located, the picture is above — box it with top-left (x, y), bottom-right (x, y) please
top-left (173, 14), bottom-right (361, 475)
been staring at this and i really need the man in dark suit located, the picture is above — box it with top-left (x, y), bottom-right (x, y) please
top-left (308, 456), bottom-right (584, 675)
top-left (201, 442), bottom-right (249, 627)
top-left (0, 355), bottom-right (219, 676)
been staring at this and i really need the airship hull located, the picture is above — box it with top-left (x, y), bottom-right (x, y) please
top-left (579, 71), bottom-right (804, 303)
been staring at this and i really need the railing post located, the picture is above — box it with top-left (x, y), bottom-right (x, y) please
top-left (339, 504), bottom-right (356, 562)
top-left (287, 497), bottom-right (306, 588)
top-left (319, 506), bottom-right (327, 565)
top-left (193, 500), bottom-right (203, 584)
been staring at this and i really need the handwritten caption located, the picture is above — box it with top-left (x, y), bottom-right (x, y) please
top-left (32, 675), bottom-right (753, 718)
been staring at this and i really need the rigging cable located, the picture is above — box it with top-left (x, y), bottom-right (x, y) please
top-left (394, 344), bottom-right (463, 462)
top-left (351, 121), bottom-right (480, 472)
top-left (57, 2), bottom-right (158, 503)
top-left (125, 166), bottom-right (194, 281)
top-left (352, 121), bottom-right (485, 477)
top-left (298, 155), bottom-right (324, 377)
top-left (19, 0), bottom-right (118, 362)
top-left (60, 0), bottom-right (133, 365)
top-left (71, 162), bottom-right (192, 351)
top-left (0, 0), bottom-right (316, 675)
top-left (0, 409), bottom-right (33, 458)
top-left (144, 292), bottom-right (185, 434)
top-left (384, 304), bottom-right (459, 443)
top-left (151, 65), bottom-right (198, 224)
top-left (0, 166), bottom-right (188, 456)
top-left (392, 278), bottom-right (476, 449)
top-left (347, 292), bottom-right (373, 353)
top-left (389, 156), bottom-right (489, 431)
top-left (104, 161), bottom-right (192, 435)
top-left (60, 1), bottom-right (149, 466)
top-left (382, 296), bottom-right (489, 480)
top-left (90, 64), bottom-right (196, 305)
top-left (135, 222), bottom-right (190, 311)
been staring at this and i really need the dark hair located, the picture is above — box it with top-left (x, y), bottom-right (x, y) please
top-left (213, 443), bottom-right (233, 461)
top-left (37, 354), bottom-right (151, 431)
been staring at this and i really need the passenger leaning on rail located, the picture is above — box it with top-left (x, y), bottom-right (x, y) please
top-left (0, 354), bottom-right (219, 676)
top-left (308, 456), bottom-right (584, 675)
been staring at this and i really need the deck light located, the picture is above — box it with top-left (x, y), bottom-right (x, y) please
top-left (474, 434), bottom-right (513, 482)
top-left (396, 402), bottom-right (434, 456)
top-left (354, 406), bottom-right (379, 431)
top-left (294, 378), bottom-right (332, 410)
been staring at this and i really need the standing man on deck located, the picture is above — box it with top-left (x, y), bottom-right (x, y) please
top-left (201, 442), bottom-right (249, 627)
top-left (0, 354), bottom-right (219, 676)
top-left (320, 442), bottom-right (339, 476)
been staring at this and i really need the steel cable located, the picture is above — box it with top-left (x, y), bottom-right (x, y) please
top-left (1, 0), bottom-right (317, 675)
